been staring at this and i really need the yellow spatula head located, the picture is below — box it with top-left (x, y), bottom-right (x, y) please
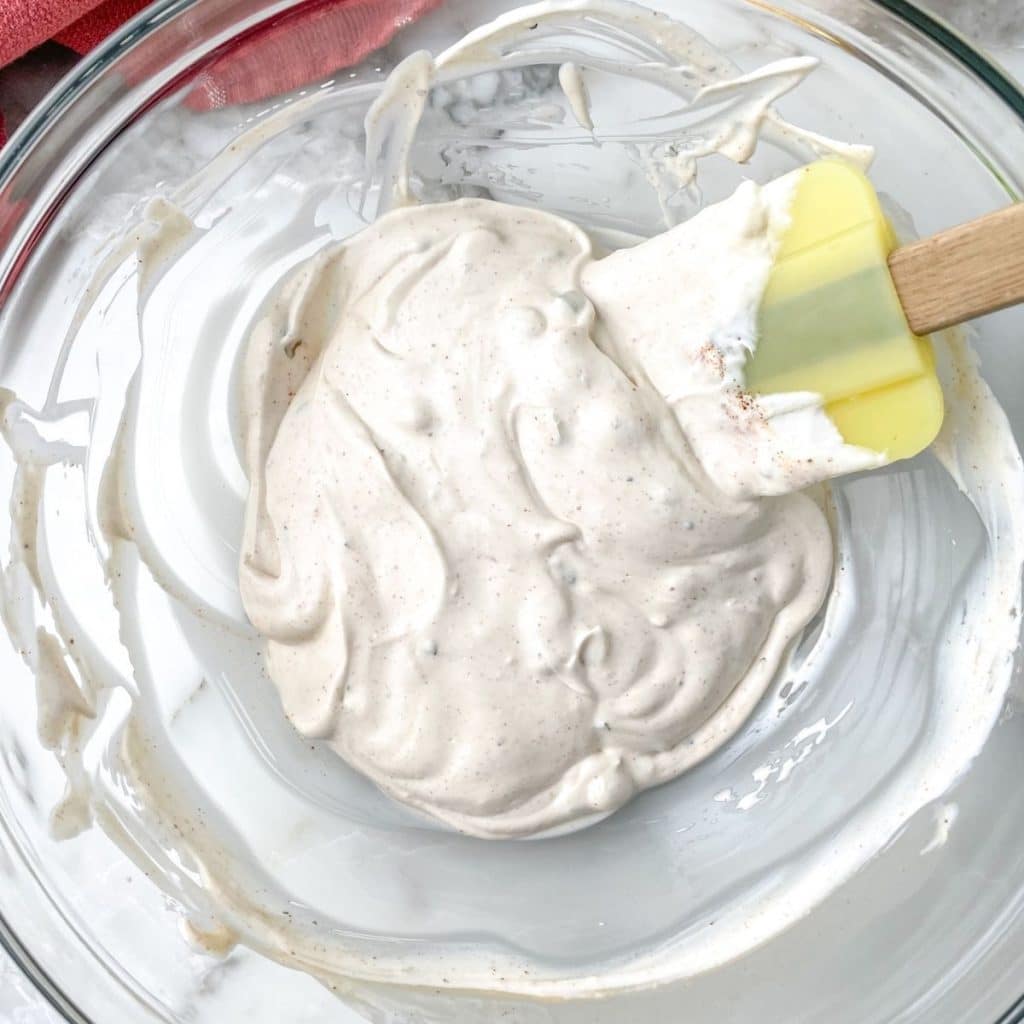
top-left (745, 160), bottom-right (944, 461)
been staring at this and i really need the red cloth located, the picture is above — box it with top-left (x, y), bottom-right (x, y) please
top-left (187, 0), bottom-right (440, 110)
top-left (0, 0), bottom-right (148, 66)
top-left (55, 0), bottom-right (153, 54)
top-left (0, 0), bottom-right (441, 145)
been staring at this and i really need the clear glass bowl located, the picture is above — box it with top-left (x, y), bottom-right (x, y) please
top-left (1, 1), bottom-right (1024, 1022)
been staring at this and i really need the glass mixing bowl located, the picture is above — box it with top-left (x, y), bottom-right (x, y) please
top-left (1, 1), bottom-right (1024, 1021)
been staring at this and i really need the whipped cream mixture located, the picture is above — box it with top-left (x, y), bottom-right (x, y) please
top-left (240, 177), bottom-right (873, 837)
top-left (1, 0), bottom-right (1022, 1013)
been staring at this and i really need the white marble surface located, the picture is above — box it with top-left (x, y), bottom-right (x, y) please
top-left (929, 0), bottom-right (1024, 78)
top-left (0, 953), bottom-right (60, 1023)
top-left (0, 1), bottom-right (1021, 1021)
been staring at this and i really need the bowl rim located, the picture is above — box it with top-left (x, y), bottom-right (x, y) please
top-left (0, 0), bottom-right (1023, 1021)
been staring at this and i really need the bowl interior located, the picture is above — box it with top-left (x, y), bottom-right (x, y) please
top-left (0, 1), bottom-right (1023, 1022)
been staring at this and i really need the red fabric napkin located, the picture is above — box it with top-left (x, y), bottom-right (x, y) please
top-left (0, 0), bottom-right (150, 67)
top-left (0, 0), bottom-right (441, 145)
top-left (187, 0), bottom-right (440, 111)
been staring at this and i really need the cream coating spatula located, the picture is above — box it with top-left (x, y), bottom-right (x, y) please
top-left (745, 161), bottom-right (1024, 461)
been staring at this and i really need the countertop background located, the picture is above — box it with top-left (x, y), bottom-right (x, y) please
top-left (0, 0), bottom-right (1021, 1020)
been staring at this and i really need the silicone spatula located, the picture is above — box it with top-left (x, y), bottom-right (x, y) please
top-left (744, 160), bottom-right (1024, 461)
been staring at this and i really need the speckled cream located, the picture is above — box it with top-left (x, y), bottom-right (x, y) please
top-left (239, 177), bottom-right (875, 837)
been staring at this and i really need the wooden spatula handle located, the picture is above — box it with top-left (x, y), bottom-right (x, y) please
top-left (888, 203), bottom-right (1024, 336)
